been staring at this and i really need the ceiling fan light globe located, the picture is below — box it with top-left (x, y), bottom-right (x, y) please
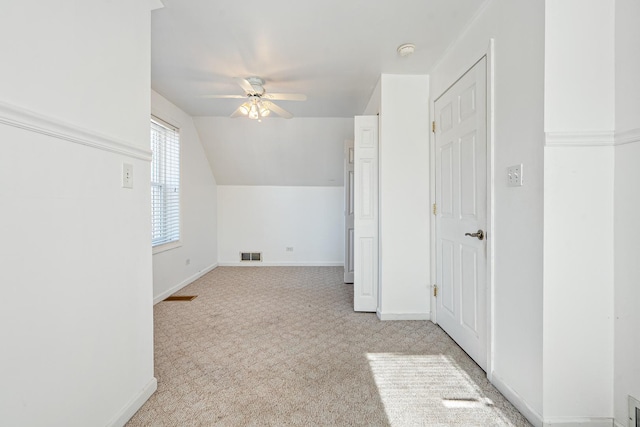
top-left (248, 104), bottom-right (259, 119)
top-left (239, 105), bottom-right (249, 115)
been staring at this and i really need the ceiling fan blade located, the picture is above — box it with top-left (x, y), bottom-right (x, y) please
top-left (263, 93), bottom-right (307, 101)
top-left (265, 101), bottom-right (293, 119)
top-left (200, 94), bottom-right (246, 99)
top-left (234, 77), bottom-right (256, 94)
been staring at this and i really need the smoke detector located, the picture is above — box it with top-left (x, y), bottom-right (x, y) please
top-left (397, 43), bottom-right (416, 57)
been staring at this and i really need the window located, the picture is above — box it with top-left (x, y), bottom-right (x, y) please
top-left (150, 116), bottom-right (180, 247)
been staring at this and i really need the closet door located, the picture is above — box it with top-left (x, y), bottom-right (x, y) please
top-left (353, 116), bottom-right (378, 312)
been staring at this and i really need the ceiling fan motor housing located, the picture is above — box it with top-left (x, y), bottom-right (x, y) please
top-left (246, 77), bottom-right (265, 95)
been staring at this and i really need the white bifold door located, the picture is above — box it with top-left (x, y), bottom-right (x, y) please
top-left (353, 116), bottom-right (379, 312)
top-left (434, 57), bottom-right (488, 370)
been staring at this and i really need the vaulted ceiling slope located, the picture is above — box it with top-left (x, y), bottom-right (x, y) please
top-left (194, 117), bottom-right (353, 186)
top-left (151, 0), bottom-right (488, 119)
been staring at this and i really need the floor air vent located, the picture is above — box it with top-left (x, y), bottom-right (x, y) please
top-left (164, 295), bottom-right (197, 301)
top-left (240, 252), bottom-right (262, 262)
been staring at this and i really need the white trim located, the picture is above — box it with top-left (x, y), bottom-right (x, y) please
top-left (486, 39), bottom-right (496, 382)
top-left (542, 418), bottom-right (614, 427)
top-left (628, 395), bottom-right (640, 427)
top-left (545, 131), bottom-right (615, 147)
top-left (490, 373), bottom-right (543, 427)
top-left (430, 40), bottom-right (495, 380)
top-left (615, 127), bottom-right (640, 146)
top-left (152, 240), bottom-right (183, 255)
top-left (153, 262), bottom-right (218, 304)
top-left (150, 107), bottom-right (182, 130)
top-left (613, 421), bottom-right (625, 427)
top-left (376, 312), bottom-right (431, 321)
top-left (106, 377), bottom-right (157, 427)
top-left (0, 100), bottom-right (152, 161)
top-left (217, 262), bottom-right (344, 267)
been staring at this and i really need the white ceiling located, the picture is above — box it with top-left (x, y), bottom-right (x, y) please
top-left (151, 0), bottom-right (488, 119)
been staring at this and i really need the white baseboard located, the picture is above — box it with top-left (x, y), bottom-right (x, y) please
top-left (491, 372), bottom-right (543, 427)
top-left (542, 418), bottom-right (614, 427)
top-left (217, 262), bottom-right (344, 267)
top-left (376, 311), bottom-right (430, 321)
top-left (153, 262), bottom-right (218, 304)
top-left (106, 377), bottom-right (157, 427)
top-left (490, 375), bottom-right (613, 427)
top-left (613, 420), bottom-right (625, 427)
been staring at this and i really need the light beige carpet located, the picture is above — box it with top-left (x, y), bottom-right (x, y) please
top-left (127, 266), bottom-right (531, 426)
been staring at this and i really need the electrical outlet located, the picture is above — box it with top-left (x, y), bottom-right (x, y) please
top-left (286, 247), bottom-right (294, 252)
top-left (185, 259), bottom-right (190, 266)
top-left (122, 163), bottom-right (133, 189)
top-left (507, 164), bottom-right (523, 187)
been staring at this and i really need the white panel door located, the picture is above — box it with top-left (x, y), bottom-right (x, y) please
top-left (344, 139), bottom-right (355, 284)
top-left (354, 116), bottom-right (378, 312)
top-left (434, 57), bottom-right (487, 370)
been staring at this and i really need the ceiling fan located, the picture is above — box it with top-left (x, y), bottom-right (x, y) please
top-left (203, 77), bottom-right (307, 121)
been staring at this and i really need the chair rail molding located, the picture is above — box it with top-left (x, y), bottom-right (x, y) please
top-left (0, 100), bottom-right (151, 161)
top-left (615, 127), bottom-right (640, 146)
top-left (545, 131), bottom-right (615, 147)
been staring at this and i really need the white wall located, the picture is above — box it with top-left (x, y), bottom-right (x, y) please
top-left (543, 0), bottom-right (615, 421)
top-left (613, 142), bottom-right (640, 425)
top-left (0, 1), bottom-right (149, 149)
top-left (377, 74), bottom-right (431, 319)
top-left (151, 90), bottom-right (218, 303)
top-left (615, 0), bottom-right (640, 133)
top-left (614, 0), bottom-right (640, 423)
top-left (543, 146), bottom-right (614, 420)
top-left (193, 117), bottom-right (354, 186)
top-left (363, 77), bottom-right (381, 115)
top-left (544, 2), bottom-right (615, 132)
top-left (0, 1), bottom-right (155, 426)
top-left (217, 186), bottom-right (344, 266)
top-left (430, 0), bottom-right (545, 421)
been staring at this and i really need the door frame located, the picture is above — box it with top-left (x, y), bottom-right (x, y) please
top-left (344, 138), bottom-right (355, 284)
top-left (429, 40), bottom-right (495, 379)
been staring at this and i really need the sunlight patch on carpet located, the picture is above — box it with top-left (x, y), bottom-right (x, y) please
top-left (367, 353), bottom-right (512, 426)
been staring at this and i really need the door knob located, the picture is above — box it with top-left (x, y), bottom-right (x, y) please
top-left (464, 229), bottom-right (484, 240)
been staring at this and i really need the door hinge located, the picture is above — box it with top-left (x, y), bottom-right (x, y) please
top-left (432, 121), bottom-right (436, 133)
top-left (432, 203), bottom-right (437, 215)
top-left (433, 284), bottom-right (438, 297)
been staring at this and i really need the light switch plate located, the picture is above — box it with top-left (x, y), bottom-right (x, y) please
top-left (122, 163), bottom-right (133, 189)
top-left (507, 164), bottom-right (523, 187)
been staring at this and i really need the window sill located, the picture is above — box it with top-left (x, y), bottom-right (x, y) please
top-left (152, 241), bottom-right (182, 255)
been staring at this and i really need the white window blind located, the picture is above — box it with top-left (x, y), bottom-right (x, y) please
top-left (150, 116), bottom-right (180, 247)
